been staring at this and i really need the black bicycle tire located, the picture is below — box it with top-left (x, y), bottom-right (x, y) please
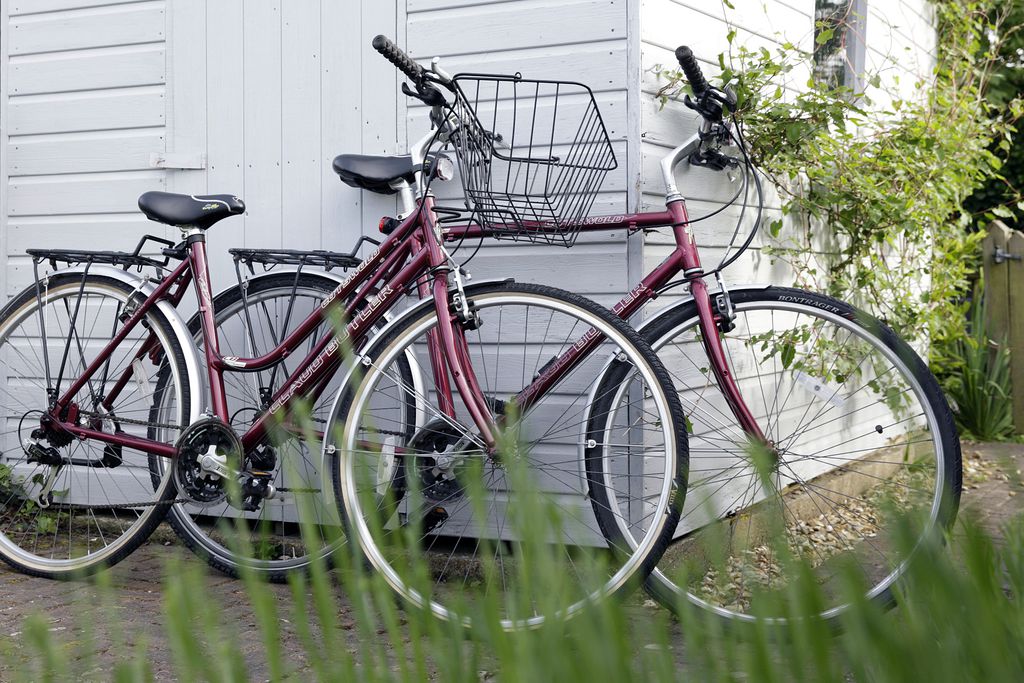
top-left (638, 286), bottom-right (961, 626)
top-left (329, 280), bottom-right (689, 630)
top-left (0, 273), bottom-right (191, 579)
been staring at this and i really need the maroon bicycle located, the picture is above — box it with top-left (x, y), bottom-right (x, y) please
top-left (365, 38), bottom-right (961, 626)
top-left (0, 41), bottom-right (687, 633)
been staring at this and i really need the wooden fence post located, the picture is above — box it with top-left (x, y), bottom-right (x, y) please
top-left (983, 220), bottom-right (1024, 434)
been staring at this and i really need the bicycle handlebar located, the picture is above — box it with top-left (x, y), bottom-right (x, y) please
top-left (372, 34), bottom-right (424, 84)
top-left (674, 46), bottom-right (708, 97)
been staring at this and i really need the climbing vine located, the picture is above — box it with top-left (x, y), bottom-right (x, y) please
top-left (654, 0), bottom-right (1022, 376)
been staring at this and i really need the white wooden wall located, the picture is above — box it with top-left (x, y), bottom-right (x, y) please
top-left (165, 0), bottom-right (406, 283)
top-left (407, 0), bottom-right (635, 308)
top-left (0, 0), bottom-right (939, 312)
top-left (0, 0), bottom-right (645, 305)
top-left (1, 0), bottom-right (172, 296)
top-left (0, 0), bottom-right (405, 300)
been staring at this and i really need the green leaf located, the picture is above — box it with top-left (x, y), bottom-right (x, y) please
top-left (815, 28), bottom-right (834, 45)
top-left (784, 122), bottom-right (803, 143)
top-left (781, 342), bottom-right (796, 370)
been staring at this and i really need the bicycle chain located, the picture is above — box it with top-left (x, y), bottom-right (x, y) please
top-left (44, 496), bottom-right (193, 511)
top-left (49, 412), bottom-right (396, 510)
top-left (367, 427), bottom-right (409, 438)
top-left (77, 409), bottom-right (184, 432)
top-left (62, 411), bottom-right (343, 508)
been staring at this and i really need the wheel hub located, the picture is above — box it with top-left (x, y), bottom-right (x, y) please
top-left (404, 418), bottom-right (483, 502)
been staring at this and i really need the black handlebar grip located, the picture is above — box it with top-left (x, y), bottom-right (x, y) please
top-left (675, 46), bottom-right (709, 97)
top-left (372, 34), bottom-right (424, 84)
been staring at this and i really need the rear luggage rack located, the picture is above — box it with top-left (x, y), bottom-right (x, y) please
top-left (26, 235), bottom-right (178, 272)
top-left (229, 239), bottom-right (381, 361)
top-left (229, 244), bottom-right (375, 273)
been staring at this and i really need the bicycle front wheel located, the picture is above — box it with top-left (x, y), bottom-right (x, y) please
top-left (642, 286), bottom-right (960, 625)
top-left (0, 273), bottom-right (192, 578)
top-left (329, 282), bottom-right (687, 631)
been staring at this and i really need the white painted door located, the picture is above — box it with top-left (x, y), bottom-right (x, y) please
top-left (165, 0), bottom-right (406, 284)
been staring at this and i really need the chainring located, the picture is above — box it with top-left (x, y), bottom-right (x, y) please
top-left (173, 417), bottom-right (243, 506)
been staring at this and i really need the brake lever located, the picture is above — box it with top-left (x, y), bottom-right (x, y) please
top-left (402, 81), bottom-right (447, 107)
top-left (689, 147), bottom-right (739, 172)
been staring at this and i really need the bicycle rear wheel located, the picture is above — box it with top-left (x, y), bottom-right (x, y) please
top-left (154, 271), bottom-right (417, 581)
top-left (0, 273), bottom-right (192, 578)
top-left (329, 282), bottom-right (687, 631)
top-left (641, 286), bottom-right (960, 625)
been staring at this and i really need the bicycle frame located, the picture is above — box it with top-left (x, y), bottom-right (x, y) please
top-left (43, 194), bottom-right (503, 458)
top-left (442, 132), bottom-right (766, 444)
top-left (42, 130), bottom-right (764, 471)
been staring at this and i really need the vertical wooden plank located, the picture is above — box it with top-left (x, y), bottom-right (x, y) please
top-left (1, 0), bottom-right (10, 305)
top-left (282, 0), bottom-right (323, 249)
top-left (360, 0), bottom-right (400, 235)
top-left (167, 0), bottom-right (204, 199)
top-left (320, 0), bottom-right (364, 252)
top-left (625, 0), bottom-right (643, 324)
top-left (243, 1), bottom-right (283, 249)
top-left (205, 0), bottom-right (245, 281)
top-left (1006, 229), bottom-right (1024, 433)
top-left (983, 222), bottom-right (1010, 347)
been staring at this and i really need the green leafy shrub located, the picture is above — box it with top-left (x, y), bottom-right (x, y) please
top-left (963, 1), bottom-right (1024, 230)
top-left (654, 0), bottom-right (1022, 382)
top-left (946, 288), bottom-right (1015, 439)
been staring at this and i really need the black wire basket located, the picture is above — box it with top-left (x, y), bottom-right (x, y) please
top-left (449, 73), bottom-right (618, 247)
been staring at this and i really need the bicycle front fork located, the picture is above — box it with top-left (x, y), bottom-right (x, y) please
top-left (690, 277), bottom-right (769, 449)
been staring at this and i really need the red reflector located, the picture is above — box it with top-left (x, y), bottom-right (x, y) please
top-left (378, 217), bottom-right (388, 233)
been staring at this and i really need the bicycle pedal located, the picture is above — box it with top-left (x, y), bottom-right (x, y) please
top-left (421, 506), bottom-right (449, 534)
top-left (101, 437), bottom-right (124, 468)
